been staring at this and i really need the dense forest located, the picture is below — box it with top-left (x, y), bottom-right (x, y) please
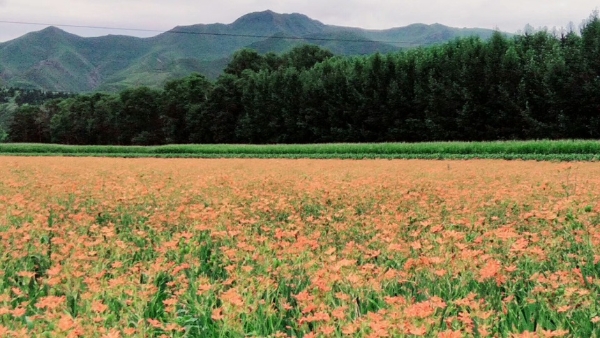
top-left (0, 88), bottom-right (73, 142)
top-left (3, 13), bottom-right (600, 145)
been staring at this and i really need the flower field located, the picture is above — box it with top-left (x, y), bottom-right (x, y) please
top-left (1, 157), bottom-right (599, 337)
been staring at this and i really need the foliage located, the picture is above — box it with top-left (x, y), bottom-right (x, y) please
top-left (1, 140), bottom-right (600, 161)
top-left (4, 11), bottom-right (600, 145)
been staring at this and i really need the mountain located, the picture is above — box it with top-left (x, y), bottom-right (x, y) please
top-left (0, 11), bottom-right (501, 92)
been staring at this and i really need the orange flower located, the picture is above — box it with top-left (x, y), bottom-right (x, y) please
top-left (408, 325), bottom-right (427, 336)
top-left (320, 325), bottom-right (336, 335)
top-left (332, 306), bottom-right (348, 320)
top-left (35, 296), bottom-right (66, 311)
top-left (342, 323), bottom-right (358, 335)
top-left (17, 271), bottom-right (36, 279)
top-left (58, 314), bottom-right (75, 331)
top-left (221, 288), bottom-right (244, 307)
top-left (479, 259), bottom-right (501, 281)
top-left (123, 328), bottom-right (136, 335)
top-left (404, 300), bottom-right (439, 319)
top-left (211, 308), bottom-right (224, 321)
top-left (11, 307), bottom-right (26, 317)
top-left (102, 329), bottom-right (122, 338)
top-left (162, 297), bottom-right (178, 307)
top-left (438, 331), bottom-right (463, 338)
top-left (147, 318), bottom-right (163, 329)
top-left (91, 301), bottom-right (108, 313)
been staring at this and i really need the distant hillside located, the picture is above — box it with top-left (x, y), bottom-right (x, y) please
top-left (0, 10), bottom-right (501, 92)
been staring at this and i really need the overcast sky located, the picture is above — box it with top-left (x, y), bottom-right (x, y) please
top-left (0, 0), bottom-right (598, 42)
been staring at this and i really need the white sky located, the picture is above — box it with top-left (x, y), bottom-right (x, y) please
top-left (0, 0), bottom-right (597, 42)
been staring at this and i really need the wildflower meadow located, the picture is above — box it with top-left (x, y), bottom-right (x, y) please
top-left (0, 157), bottom-right (599, 337)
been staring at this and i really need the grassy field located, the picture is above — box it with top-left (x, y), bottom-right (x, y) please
top-left (1, 140), bottom-right (600, 161)
top-left (0, 157), bottom-right (599, 337)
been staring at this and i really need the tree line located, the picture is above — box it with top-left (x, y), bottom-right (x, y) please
top-left (6, 12), bottom-right (600, 144)
top-left (0, 88), bottom-right (73, 105)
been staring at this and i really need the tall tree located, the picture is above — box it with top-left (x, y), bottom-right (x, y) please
top-left (161, 73), bottom-right (213, 144)
top-left (282, 45), bottom-right (334, 71)
top-left (224, 49), bottom-right (268, 77)
top-left (9, 105), bottom-right (46, 143)
top-left (119, 87), bottom-right (162, 145)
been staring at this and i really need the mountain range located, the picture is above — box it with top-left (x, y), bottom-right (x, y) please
top-left (0, 10), bottom-right (500, 93)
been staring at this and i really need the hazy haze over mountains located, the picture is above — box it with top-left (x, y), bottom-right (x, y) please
top-left (0, 10), bottom-right (500, 92)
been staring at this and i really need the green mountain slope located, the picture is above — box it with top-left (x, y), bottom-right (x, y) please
top-left (351, 23), bottom-right (497, 47)
top-left (246, 31), bottom-right (399, 55)
top-left (0, 10), bottom-right (502, 92)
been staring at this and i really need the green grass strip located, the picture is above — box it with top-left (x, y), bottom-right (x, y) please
top-left (0, 140), bottom-right (599, 161)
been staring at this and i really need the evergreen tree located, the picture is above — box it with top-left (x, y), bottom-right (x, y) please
top-left (119, 87), bottom-right (162, 145)
top-left (161, 74), bottom-right (213, 144)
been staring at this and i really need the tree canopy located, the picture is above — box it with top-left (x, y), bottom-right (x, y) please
top-left (4, 13), bottom-right (600, 145)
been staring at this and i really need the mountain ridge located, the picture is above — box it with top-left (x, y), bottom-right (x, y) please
top-left (0, 10), bottom-right (501, 92)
